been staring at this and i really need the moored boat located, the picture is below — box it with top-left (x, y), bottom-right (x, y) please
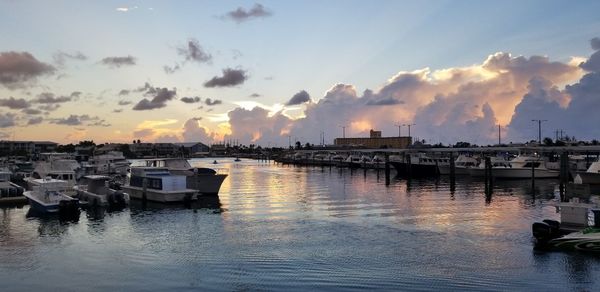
top-left (575, 161), bottom-right (600, 184)
top-left (143, 158), bottom-right (227, 196)
top-left (74, 175), bottom-right (130, 208)
top-left (23, 178), bottom-right (79, 215)
top-left (122, 167), bottom-right (199, 203)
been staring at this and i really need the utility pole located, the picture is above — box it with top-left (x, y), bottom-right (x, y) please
top-left (531, 119), bottom-right (547, 144)
top-left (498, 125), bottom-right (501, 145)
top-left (288, 135), bottom-right (291, 148)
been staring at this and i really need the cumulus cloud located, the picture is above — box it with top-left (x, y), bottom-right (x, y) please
top-left (580, 37), bottom-right (600, 73)
top-left (286, 90), bottom-right (311, 106)
top-left (133, 128), bottom-right (155, 139)
top-left (27, 117), bottom-right (43, 125)
top-left (113, 109), bottom-right (123, 113)
top-left (182, 118), bottom-right (213, 142)
top-left (118, 89), bottom-right (130, 96)
top-left (204, 68), bottom-right (247, 87)
top-left (226, 107), bottom-right (292, 145)
top-left (177, 39), bottom-right (211, 64)
top-left (0, 51), bottom-right (55, 89)
top-left (118, 100), bottom-right (132, 106)
top-left (204, 98), bottom-right (222, 106)
top-left (100, 55), bottom-right (136, 68)
top-left (224, 3), bottom-right (272, 23)
top-left (132, 83), bottom-right (177, 110)
top-left (0, 97), bottom-right (31, 109)
top-left (250, 93), bottom-right (261, 98)
top-left (181, 96), bottom-right (201, 103)
top-left (53, 51), bottom-right (87, 66)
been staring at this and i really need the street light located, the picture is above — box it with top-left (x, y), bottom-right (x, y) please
top-left (339, 125), bottom-right (346, 139)
top-left (403, 123), bottom-right (416, 137)
top-left (394, 123), bottom-right (403, 137)
top-left (531, 119), bottom-right (547, 144)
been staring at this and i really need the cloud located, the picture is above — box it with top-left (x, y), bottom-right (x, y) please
top-left (204, 98), bottom-right (222, 106)
top-left (163, 64), bottom-right (181, 74)
top-left (118, 89), bottom-right (130, 96)
top-left (116, 7), bottom-right (129, 12)
top-left (27, 117), bottom-right (43, 125)
top-left (33, 92), bottom-right (73, 104)
top-left (132, 84), bottom-right (177, 111)
top-left (224, 3), bottom-right (272, 23)
top-left (113, 109), bottom-right (123, 113)
top-left (177, 39), bottom-right (211, 64)
top-left (0, 51), bottom-right (55, 89)
top-left (50, 114), bottom-right (108, 126)
top-left (580, 38), bottom-right (600, 73)
top-left (0, 97), bottom-right (31, 109)
top-left (118, 100), bottom-right (132, 106)
top-left (53, 51), bottom-right (87, 66)
top-left (286, 90), bottom-right (311, 106)
top-left (22, 108), bottom-right (42, 115)
top-left (0, 113), bottom-right (16, 128)
top-left (204, 68), bottom-right (248, 87)
top-left (133, 128), bottom-right (155, 138)
top-left (250, 93), bottom-right (261, 98)
top-left (38, 104), bottom-right (61, 112)
top-left (226, 107), bottom-right (292, 145)
top-left (100, 55), bottom-right (136, 68)
top-left (182, 118), bottom-right (213, 142)
top-left (181, 96), bottom-right (201, 103)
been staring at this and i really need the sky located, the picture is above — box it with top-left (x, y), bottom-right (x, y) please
top-left (1, 0), bottom-right (600, 146)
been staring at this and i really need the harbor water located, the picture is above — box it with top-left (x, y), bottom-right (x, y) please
top-left (1, 158), bottom-right (600, 291)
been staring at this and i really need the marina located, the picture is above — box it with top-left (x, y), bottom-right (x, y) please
top-left (2, 158), bottom-right (600, 290)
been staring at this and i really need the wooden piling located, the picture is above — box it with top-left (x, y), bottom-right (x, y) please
top-left (531, 157), bottom-right (536, 194)
top-left (449, 152), bottom-right (455, 193)
top-left (385, 153), bottom-right (390, 186)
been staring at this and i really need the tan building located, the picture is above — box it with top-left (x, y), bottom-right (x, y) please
top-left (334, 129), bottom-right (411, 148)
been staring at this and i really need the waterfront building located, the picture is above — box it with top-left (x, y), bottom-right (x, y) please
top-left (0, 140), bottom-right (58, 156)
top-left (334, 129), bottom-right (412, 149)
top-left (173, 142), bottom-right (210, 157)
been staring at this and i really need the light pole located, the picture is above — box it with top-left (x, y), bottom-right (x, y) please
top-left (531, 119), bottom-right (547, 144)
top-left (403, 123), bottom-right (416, 137)
top-left (339, 125), bottom-right (346, 139)
top-left (395, 123), bottom-right (403, 137)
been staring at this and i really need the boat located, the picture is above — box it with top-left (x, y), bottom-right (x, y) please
top-left (469, 155), bottom-right (560, 179)
top-left (143, 158), bottom-right (227, 196)
top-left (468, 156), bottom-right (512, 177)
top-left (389, 153), bottom-right (449, 177)
top-left (364, 155), bottom-right (386, 169)
top-left (234, 157), bottom-right (241, 162)
top-left (22, 178), bottom-right (79, 215)
top-left (438, 155), bottom-right (479, 175)
top-left (122, 167), bottom-right (199, 203)
top-left (532, 199), bottom-right (600, 252)
top-left (575, 161), bottom-right (600, 184)
top-left (25, 153), bottom-right (83, 189)
top-left (343, 154), bottom-right (363, 168)
top-left (87, 151), bottom-right (130, 175)
top-left (74, 175), bottom-right (129, 208)
top-left (0, 167), bottom-right (26, 205)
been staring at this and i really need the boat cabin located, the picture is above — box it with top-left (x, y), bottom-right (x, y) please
top-left (129, 167), bottom-right (188, 191)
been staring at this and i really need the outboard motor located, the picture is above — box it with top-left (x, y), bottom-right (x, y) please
top-left (532, 219), bottom-right (561, 243)
top-left (107, 192), bottom-right (127, 210)
top-left (58, 200), bottom-right (80, 221)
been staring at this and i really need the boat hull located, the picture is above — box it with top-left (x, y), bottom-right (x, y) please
top-left (469, 167), bottom-right (558, 178)
top-left (186, 174), bottom-right (228, 196)
top-left (389, 162), bottom-right (439, 177)
top-left (438, 166), bottom-right (471, 175)
top-left (576, 172), bottom-right (600, 184)
top-left (122, 186), bottom-right (198, 203)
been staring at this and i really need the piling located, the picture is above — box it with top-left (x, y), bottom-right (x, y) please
top-left (385, 153), bottom-right (390, 186)
top-left (531, 157), bottom-right (536, 194)
top-left (449, 152), bottom-right (456, 193)
top-left (406, 153), bottom-right (412, 178)
top-left (484, 156), bottom-right (493, 198)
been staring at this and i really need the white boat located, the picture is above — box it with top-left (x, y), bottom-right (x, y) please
top-left (143, 158), bottom-right (227, 196)
top-left (438, 155), bottom-right (479, 175)
top-left (365, 155), bottom-right (386, 169)
top-left (389, 153), bottom-right (449, 177)
top-left (23, 178), bottom-right (79, 214)
top-left (74, 175), bottom-right (130, 207)
top-left (575, 161), bottom-right (600, 184)
top-left (468, 157), bottom-right (512, 177)
top-left (87, 151), bottom-right (130, 175)
top-left (122, 167), bottom-right (199, 203)
top-left (25, 155), bottom-right (82, 189)
top-left (0, 167), bottom-right (26, 205)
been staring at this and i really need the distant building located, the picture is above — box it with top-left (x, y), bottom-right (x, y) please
top-left (333, 129), bottom-right (411, 148)
top-left (174, 142), bottom-right (210, 156)
top-left (210, 144), bottom-right (227, 156)
top-left (0, 140), bottom-right (58, 155)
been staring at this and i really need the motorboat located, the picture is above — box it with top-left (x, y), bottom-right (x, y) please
top-left (389, 153), bottom-right (449, 177)
top-left (343, 154), bottom-right (363, 168)
top-left (365, 155), bottom-right (386, 170)
top-left (0, 167), bottom-right (26, 205)
top-left (143, 158), bottom-right (227, 196)
top-left (122, 167), bottom-right (199, 203)
top-left (23, 178), bottom-right (79, 215)
top-left (532, 199), bottom-right (600, 252)
top-left (87, 151), bottom-right (130, 175)
top-left (74, 175), bottom-right (129, 208)
top-left (468, 156), bottom-right (512, 177)
top-left (495, 155), bottom-right (559, 179)
top-left (575, 161), bottom-right (600, 184)
top-left (438, 155), bottom-right (479, 175)
top-left (25, 154), bottom-right (83, 188)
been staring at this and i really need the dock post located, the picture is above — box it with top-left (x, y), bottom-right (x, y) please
top-left (406, 153), bottom-right (412, 178)
top-left (385, 153), bottom-right (390, 186)
top-left (531, 157), bottom-right (536, 194)
top-left (559, 152), bottom-right (569, 201)
top-left (449, 152), bottom-right (455, 193)
top-left (484, 156), bottom-right (493, 199)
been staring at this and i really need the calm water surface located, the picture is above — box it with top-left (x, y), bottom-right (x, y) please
top-left (1, 158), bottom-right (600, 291)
